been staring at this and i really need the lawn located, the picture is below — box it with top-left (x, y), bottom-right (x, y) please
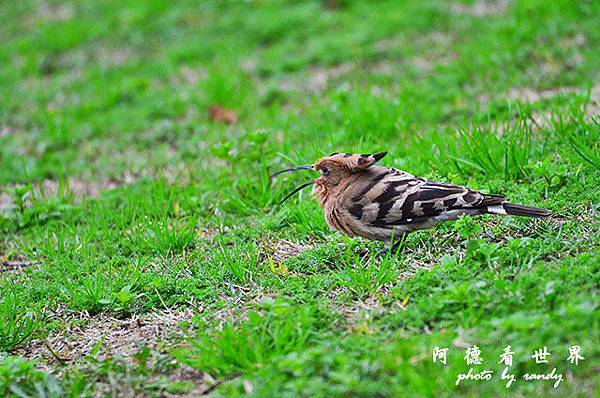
top-left (0, 0), bottom-right (599, 396)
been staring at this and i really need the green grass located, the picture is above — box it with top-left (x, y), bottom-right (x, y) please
top-left (0, 0), bottom-right (599, 396)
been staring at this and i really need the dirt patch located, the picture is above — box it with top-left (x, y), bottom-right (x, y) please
top-left (369, 60), bottom-right (398, 77)
top-left (500, 82), bottom-right (600, 110)
top-left (372, 31), bottom-right (455, 77)
top-left (38, 178), bottom-right (124, 198)
top-left (411, 51), bottom-right (457, 74)
top-left (411, 57), bottom-right (435, 74)
top-left (0, 178), bottom-right (114, 214)
top-left (0, 124), bottom-right (9, 137)
top-left (0, 173), bottom-right (144, 214)
top-left (477, 82), bottom-right (600, 134)
top-left (279, 63), bottom-right (354, 94)
top-left (15, 297), bottom-right (260, 395)
top-left (172, 65), bottom-right (207, 86)
top-left (19, 308), bottom-right (195, 365)
top-left (505, 86), bottom-right (580, 103)
top-left (0, 192), bottom-right (12, 212)
top-left (341, 295), bottom-right (387, 332)
top-left (240, 58), bottom-right (258, 74)
top-left (262, 239), bottom-right (315, 263)
top-left (159, 365), bottom-right (220, 397)
top-left (196, 226), bottom-right (222, 241)
top-left (450, 0), bottom-right (510, 17)
top-left (95, 46), bottom-right (133, 68)
top-left (586, 82), bottom-right (600, 117)
top-left (35, 0), bottom-right (74, 22)
top-left (87, 362), bottom-right (215, 398)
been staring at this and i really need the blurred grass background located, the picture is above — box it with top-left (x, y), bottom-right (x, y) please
top-left (0, 0), bottom-right (598, 397)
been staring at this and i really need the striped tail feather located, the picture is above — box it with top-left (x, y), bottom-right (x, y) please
top-left (487, 203), bottom-right (551, 218)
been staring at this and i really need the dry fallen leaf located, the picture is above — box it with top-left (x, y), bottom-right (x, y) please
top-left (208, 105), bottom-right (238, 124)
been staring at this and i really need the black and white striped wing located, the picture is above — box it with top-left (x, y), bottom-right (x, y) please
top-left (349, 167), bottom-right (504, 229)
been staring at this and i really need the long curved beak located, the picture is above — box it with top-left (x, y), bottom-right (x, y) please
top-left (279, 179), bottom-right (316, 204)
top-left (270, 164), bottom-right (314, 179)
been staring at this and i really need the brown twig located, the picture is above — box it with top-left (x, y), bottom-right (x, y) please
top-left (42, 339), bottom-right (68, 364)
top-left (0, 260), bottom-right (37, 272)
top-left (201, 372), bottom-right (241, 395)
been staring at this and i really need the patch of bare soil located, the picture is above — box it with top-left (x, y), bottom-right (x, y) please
top-left (0, 192), bottom-right (12, 213)
top-left (494, 82), bottom-right (600, 112)
top-left (19, 308), bottom-right (195, 365)
top-left (95, 46), bottom-right (133, 68)
top-left (14, 294), bottom-right (262, 395)
top-left (477, 82), bottom-right (600, 135)
top-left (412, 51), bottom-right (457, 74)
top-left (586, 82), bottom-right (600, 117)
top-left (505, 86), bottom-right (580, 103)
top-left (0, 169), bottom-right (168, 214)
top-left (0, 124), bottom-right (9, 137)
top-left (0, 178), bottom-right (119, 214)
top-left (450, 0), bottom-right (510, 16)
top-left (342, 295), bottom-right (388, 333)
top-left (279, 63), bottom-right (354, 94)
top-left (372, 32), bottom-right (456, 78)
top-left (159, 365), bottom-right (222, 397)
top-left (196, 226), bottom-right (222, 241)
top-left (172, 65), bottom-right (207, 86)
top-left (262, 239), bottom-right (315, 263)
top-left (39, 178), bottom-right (124, 198)
top-left (35, 0), bottom-right (74, 22)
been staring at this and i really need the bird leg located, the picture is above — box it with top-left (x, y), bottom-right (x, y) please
top-left (390, 237), bottom-right (406, 254)
top-left (377, 234), bottom-right (407, 257)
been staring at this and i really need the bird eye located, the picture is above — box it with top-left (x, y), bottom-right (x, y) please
top-left (321, 166), bottom-right (330, 176)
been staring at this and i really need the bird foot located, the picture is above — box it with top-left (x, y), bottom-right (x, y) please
top-left (376, 245), bottom-right (404, 259)
top-left (377, 248), bottom-right (390, 257)
top-left (358, 247), bottom-right (388, 262)
top-left (359, 239), bottom-right (405, 262)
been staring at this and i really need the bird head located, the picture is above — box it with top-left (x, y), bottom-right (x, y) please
top-left (271, 152), bottom-right (387, 204)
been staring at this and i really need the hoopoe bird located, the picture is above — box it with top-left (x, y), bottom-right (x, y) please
top-left (272, 152), bottom-right (551, 253)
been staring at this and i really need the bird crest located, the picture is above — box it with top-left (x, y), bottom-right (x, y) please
top-left (315, 152), bottom-right (388, 172)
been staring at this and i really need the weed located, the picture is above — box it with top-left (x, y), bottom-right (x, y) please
top-left (0, 291), bottom-right (41, 351)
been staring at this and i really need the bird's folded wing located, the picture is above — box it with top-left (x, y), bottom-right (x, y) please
top-left (351, 170), bottom-right (504, 228)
